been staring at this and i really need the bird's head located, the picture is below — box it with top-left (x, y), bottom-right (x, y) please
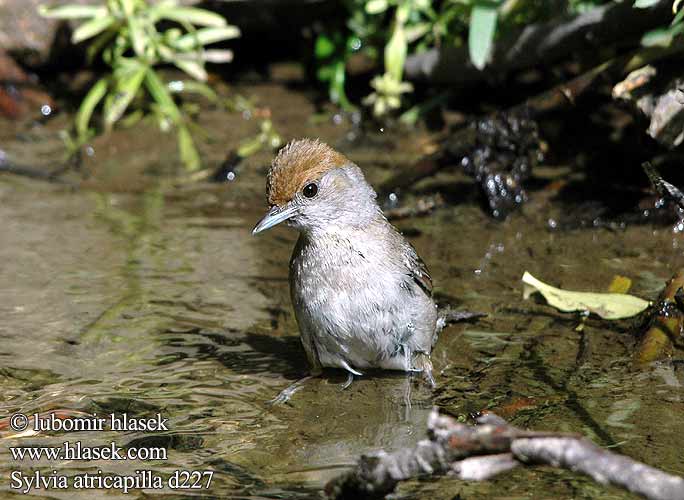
top-left (252, 139), bottom-right (379, 235)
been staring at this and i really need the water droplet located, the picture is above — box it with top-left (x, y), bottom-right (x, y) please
top-left (379, 127), bottom-right (384, 133)
top-left (168, 80), bottom-right (184, 92)
top-left (547, 218), bottom-right (557, 229)
top-left (226, 171), bottom-right (236, 181)
top-left (40, 104), bottom-right (52, 116)
top-left (85, 146), bottom-right (95, 157)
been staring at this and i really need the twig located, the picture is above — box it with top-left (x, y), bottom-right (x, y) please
top-left (0, 161), bottom-right (75, 185)
top-left (325, 409), bottom-right (684, 500)
top-left (513, 437), bottom-right (684, 500)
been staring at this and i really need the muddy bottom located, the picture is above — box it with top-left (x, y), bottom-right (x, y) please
top-left (0, 81), bottom-right (683, 499)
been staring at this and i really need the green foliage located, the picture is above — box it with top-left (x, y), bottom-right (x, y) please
top-left (40, 0), bottom-right (240, 171)
top-left (640, 0), bottom-right (684, 47)
top-left (314, 31), bottom-right (361, 111)
top-left (316, 0), bottom-right (615, 118)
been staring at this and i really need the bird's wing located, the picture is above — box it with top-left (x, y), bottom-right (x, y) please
top-left (404, 242), bottom-right (433, 297)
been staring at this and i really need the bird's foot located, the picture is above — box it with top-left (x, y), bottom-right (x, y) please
top-left (267, 375), bottom-right (316, 406)
top-left (412, 353), bottom-right (436, 388)
top-left (341, 372), bottom-right (355, 390)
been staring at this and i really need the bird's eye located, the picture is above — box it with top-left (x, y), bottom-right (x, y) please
top-left (302, 183), bottom-right (318, 198)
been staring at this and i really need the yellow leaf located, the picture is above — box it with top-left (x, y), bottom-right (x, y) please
top-left (522, 271), bottom-right (650, 320)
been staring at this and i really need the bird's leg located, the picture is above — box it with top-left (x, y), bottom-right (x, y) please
top-left (267, 372), bottom-right (319, 406)
top-left (403, 374), bottom-right (413, 417)
top-left (338, 360), bottom-right (362, 390)
top-left (412, 352), bottom-right (436, 388)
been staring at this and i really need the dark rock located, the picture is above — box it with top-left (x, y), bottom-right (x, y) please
top-left (0, 0), bottom-right (99, 66)
top-left (0, 48), bottom-right (55, 118)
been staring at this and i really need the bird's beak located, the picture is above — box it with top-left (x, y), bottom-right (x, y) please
top-left (252, 205), bottom-right (297, 235)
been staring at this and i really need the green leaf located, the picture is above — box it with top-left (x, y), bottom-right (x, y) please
top-left (315, 35), bottom-right (336, 59)
top-left (172, 58), bottom-right (208, 81)
top-left (76, 77), bottom-right (108, 139)
top-left (104, 65), bottom-right (147, 130)
top-left (86, 28), bottom-right (117, 63)
top-left (72, 15), bottom-right (115, 43)
top-left (120, 0), bottom-right (136, 17)
top-left (673, 6), bottom-right (684, 26)
top-left (469, 2), bottom-right (499, 70)
top-left (167, 80), bottom-right (218, 102)
top-left (177, 126), bottom-right (201, 171)
top-left (203, 49), bottom-right (233, 63)
top-left (152, 6), bottom-right (227, 27)
top-left (173, 26), bottom-right (241, 51)
top-left (127, 12), bottom-right (146, 57)
top-left (39, 4), bottom-right (108, 19)
top-left (365, 0), bottom-right (388, 14)
top-left (633, 0), bottom-right (659, 7)
top-left (522, 271), bottom-right (650, 320)
top-left (144, 69), bottom-right (181, 122)
top-left (405, 22), bottom-right (431, 43)
top-left (385, 22), bottom-right (407, 82)
top-left (641, 23), bottom-right (684, 47)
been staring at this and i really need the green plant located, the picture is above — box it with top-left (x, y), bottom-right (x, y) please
top-left (318, 0), bottom-right (615, 118)
top-left (40, 0), bottom-right (240, 171)
top-left (639, 0), bottom-right (684, 47)
top-left (361, 0), bottom-right (516, 117)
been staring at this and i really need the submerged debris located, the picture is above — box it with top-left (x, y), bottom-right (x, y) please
top-left (643, 162), bottom-right (684, 232)
top-left (379, 112), bottom-right (544, 219)
top-left (635, 269), bottom-right (684, 366)
top-left (455, 113), bottom-right (543, 219)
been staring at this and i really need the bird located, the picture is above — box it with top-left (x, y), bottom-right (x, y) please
top-left (253, 138), bottom-right (477, 403)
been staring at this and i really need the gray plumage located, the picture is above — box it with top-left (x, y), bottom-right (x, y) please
top-left (253, 139), bottom-right (446, 386)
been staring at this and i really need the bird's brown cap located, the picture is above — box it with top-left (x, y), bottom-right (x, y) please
top-left (267, 139), bottom-right (349, 206)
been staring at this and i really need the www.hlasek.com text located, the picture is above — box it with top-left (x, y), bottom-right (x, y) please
top-left (10, 441), bottom-right (167, 461)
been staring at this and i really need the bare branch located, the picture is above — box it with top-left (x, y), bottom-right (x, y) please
top-left (325, 409), bottom-right (684, 500)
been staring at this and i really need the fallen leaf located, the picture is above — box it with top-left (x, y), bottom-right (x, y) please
top-left (608, 275), bottom-right (632, 294)
top-left (522, 271), bottom-right (650, 320)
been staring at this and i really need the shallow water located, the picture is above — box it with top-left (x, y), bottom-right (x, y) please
top-left (0, 81), bottom-right (683, 499)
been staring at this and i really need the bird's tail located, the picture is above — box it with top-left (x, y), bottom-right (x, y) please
top-left (436, 306), bottom-right (486, 333)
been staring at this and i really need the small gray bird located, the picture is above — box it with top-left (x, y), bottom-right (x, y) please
top-left (253, 139), bottom-right (472, 403)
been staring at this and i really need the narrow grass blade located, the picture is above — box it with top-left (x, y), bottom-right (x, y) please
top-left (104, 65), bottom-right (147, 130)
top-left (167, 80), bottom-right (218, 102)
top-left (72, 15), bottom-right (115, 43)
top-left (76, 77), bottom-right (108, 139)
top-left (178, 125), bottom-right (201, 171)
top-left (172, 59), bottom-right (208, 81)
top-left (39, 5), bottom-right (107, 19)
top-left (144, 69), bottom-right (181, 121)
top-left (173, 27), bottom-right (240, 51)
top-left (152, 6), bottom-right (227, 27)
